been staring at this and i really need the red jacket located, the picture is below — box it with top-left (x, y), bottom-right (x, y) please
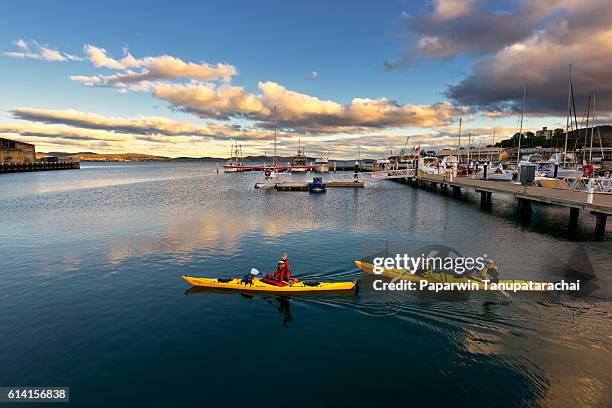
top-left (274, 260), bottom-right (291, 282)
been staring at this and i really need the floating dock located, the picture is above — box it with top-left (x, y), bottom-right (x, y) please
top-left (398, 172), bottom-right (611, 241)
top-left (1, 162), bottom-right (80, 173)
top-left (258, 180), bottom-right (365, 191)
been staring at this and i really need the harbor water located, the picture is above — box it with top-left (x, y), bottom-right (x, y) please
top-left (1, 162), bottom-right (610, 407)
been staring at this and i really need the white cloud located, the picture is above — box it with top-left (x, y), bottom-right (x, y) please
top-left (2, 39), bottom-right (81, 62)
top-left (152, 80), bottom-right (462, 133)
top-left (432, 0), bottom-right (475, 21)
top-left (80, 45), bottom-right (237, 85)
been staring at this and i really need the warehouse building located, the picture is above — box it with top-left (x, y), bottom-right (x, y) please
top-left (0, 137), bottom-right (36, 164)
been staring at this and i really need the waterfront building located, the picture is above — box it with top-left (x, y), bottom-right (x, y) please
top-left (0, 137), bottom-right (36, 164)
top-left (536, 127), bottom-right (553, 139)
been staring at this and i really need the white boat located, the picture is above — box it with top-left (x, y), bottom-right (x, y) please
top-left (476, 163), bottom-right (513, 181)
top-left (263, 166), bottom-right (279, 179)
top-left (374, 158), bottom-right (391, 171)
top-left (314, 155), bottom-right (329, 173)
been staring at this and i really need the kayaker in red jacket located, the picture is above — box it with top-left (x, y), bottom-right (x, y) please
top-left (263, 253), bottom-right (292, 286)
top-left (274, 253), bottom-right (291, 283)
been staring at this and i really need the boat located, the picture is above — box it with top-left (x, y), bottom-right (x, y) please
top-left (475, 162), bottom-right (513, 181)
top-left (374, 158), bottom-right (391, 171)
top-left (223, 142), bottom-right (246, 172)
top-left (263, 165), bottom-right (279, 179)
top-left (536, 177), bottom-right (570, 189)
top-left (354, 260), bottom-right (551, 291)
top-left (307, 177), bottom-right (326, 193)
top-left (182, 276), bottom-right (355, 292)
top-left (314, 155), bottom-right (329, 173)
top-left (290, 139), bottom-right (309, 172)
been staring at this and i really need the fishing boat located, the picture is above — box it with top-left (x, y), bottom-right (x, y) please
top-left (290, 139), bottom-right (310, 173)
top-left (223, 143), bottom-right (245, 172)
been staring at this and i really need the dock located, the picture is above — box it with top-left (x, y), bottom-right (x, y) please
top-left (1, 161), bottom-right (80, 173)
top-left (399, 172), bottom-right (611, 241)
top-left (259, 180), bottom-right (365, 191)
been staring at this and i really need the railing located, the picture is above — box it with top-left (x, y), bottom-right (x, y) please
top-left (330, 168), bottom-right (416, 182)
top-left (563, 176), bottom-right (612, 193)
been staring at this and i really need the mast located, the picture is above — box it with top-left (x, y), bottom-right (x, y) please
top-left (589, 94), bottom-right (595, 164)
top-left (467, 132), bottom-right (472, 164)
top-left (585, 95), bottom-right (592, 164)
top-left (492, 129), bottom-right (496, 161)
top-left (273, 106), bottom-right (278, 167)
top-left (456, 117), bottom-right (462, 163)
top-left (563, 65), bottom-right (572, 167)
top-left (517, 83), bottom-right (526, 165)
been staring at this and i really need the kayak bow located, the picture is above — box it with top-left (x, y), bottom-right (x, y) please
top-left (182, 276), bottom-right (356, 292)
top-left (354, 260), bottom-right (551, 291)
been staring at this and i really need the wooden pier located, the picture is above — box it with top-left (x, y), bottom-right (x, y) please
top-left (1, 161), bottom-right (80, 173)
top-left (260, 180), bottom-right (365, 191)
top-left (399, 172), bottom-right (611, 241)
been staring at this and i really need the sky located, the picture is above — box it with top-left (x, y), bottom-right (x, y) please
top-left (0, 0), bottom-right (610, 158)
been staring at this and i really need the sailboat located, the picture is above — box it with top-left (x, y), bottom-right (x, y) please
top-left (536, 66), bottom-right (584, 185)
top-left (473, 129), bottom-right (513, 181)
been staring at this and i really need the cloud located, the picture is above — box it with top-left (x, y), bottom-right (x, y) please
top-left (447, 1), bottom-right (612, 115)
top-left (2, 39), bottom-right (81, 62)
top-left (431, 0), bottom-right (476, 21)
top-left (386, 0), bottom-right (612, 115)
top-left (75, 45), bottom-right (237, 87)
top-left (83, 45), bottom-right (140, 69)
top-left (152, 80), bottom-right (462, 133)
top-left (307, 70), bottom-right (319, 80)
top-left (8, 107), bottom-right (273, 142)
top-left (385, 1), bottom-right (592, 68)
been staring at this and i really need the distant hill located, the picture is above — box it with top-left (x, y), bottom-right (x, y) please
top-left (37, 152), bottom-right (169, 162)
top-left (35, 152), bottom-right (358, 163)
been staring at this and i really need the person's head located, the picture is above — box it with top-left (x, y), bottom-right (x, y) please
top-left (281, 252), bottom-right (288, 261)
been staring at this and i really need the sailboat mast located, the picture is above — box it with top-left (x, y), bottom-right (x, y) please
top-left (467, 132), bottom-right (471, 163)
top-left (273, 106), bottom-right (278, 167)
top-left (563, 65), bottom-right (572, 167)
top-left (456, 118), bottom-right (462, 164)
top-left (589, 94), bottom-right (595, 164)
top-left (517, 83), bottom-right (526, 164)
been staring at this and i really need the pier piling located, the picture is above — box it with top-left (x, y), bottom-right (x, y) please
top-left (517, 198), bottom-right (533, 223)
top-left (594, 213), bottom-right (608, 241)
top-left (569, 207), bottom-right (579, 234)
top-left (394, 172), bottom-right (611, 241)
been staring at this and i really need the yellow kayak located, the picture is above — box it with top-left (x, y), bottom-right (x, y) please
top-left (354, 260), bottom-right (551, 291)
top-left (182, 276), bottom-right (356, 292)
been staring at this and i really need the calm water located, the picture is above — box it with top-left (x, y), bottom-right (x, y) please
top-left (1, 163), bottom-right (610, 407)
